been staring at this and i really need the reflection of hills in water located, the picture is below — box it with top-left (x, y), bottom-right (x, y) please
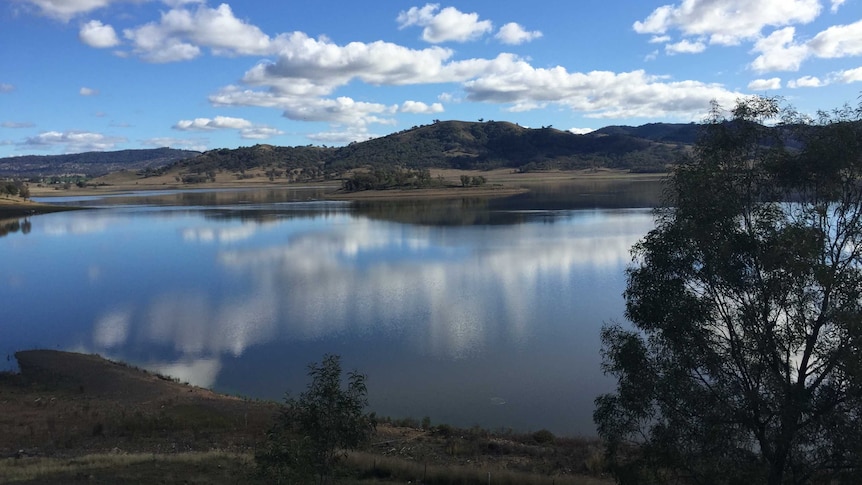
top-left (0, 218), bottom-right (31, 238)
top-left (47, 187), bottom-right (336, 209)
top-left (353, 179), bottom-right (665, 226)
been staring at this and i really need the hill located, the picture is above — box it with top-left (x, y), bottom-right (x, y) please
top-left (172, 121), bottom-right (692, 185)
top-left (0, 147), bottom-right (200, 177)
top-left (0, 121), bottom-right (696, 185)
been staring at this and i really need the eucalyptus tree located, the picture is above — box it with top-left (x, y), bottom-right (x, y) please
top-left (595, 97), bottom-right (862, 485)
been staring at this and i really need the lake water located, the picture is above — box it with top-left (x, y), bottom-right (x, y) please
top-left (0, 180), bottom-right (661, 436)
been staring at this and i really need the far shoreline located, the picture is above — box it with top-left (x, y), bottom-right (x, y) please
top-left (22, 168), bottom-right (667, 205)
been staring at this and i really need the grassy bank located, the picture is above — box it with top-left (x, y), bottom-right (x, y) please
top-left (0, 350), bottom-right (611, 484)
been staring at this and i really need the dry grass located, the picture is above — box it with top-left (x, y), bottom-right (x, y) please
top-left (0, 451), bottom-right (257, 484)
top-left (1, 351), bottom-right (613, 484)
top-left (346, 451), bottom-right (609, 485)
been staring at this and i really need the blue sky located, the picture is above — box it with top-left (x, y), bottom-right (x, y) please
top-left (1, 0), bottom-right (861, 157)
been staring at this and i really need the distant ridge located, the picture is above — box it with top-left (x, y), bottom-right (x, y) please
top-left (0, 147), bottom-right (200, 177)
top-left (0, 121), bottom-right (703, 179)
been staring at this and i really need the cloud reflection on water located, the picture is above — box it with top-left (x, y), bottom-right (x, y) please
top-left (81, 209), bottom-right (653, 399)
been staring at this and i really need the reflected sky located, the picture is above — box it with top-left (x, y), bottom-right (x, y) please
top-left (1, 189), bottom-right (656, 435)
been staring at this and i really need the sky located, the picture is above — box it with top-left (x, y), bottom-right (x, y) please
top-left (1, 0), bottom-right (862, 157)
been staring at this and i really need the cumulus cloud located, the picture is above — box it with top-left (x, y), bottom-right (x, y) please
top-left (748, 77), bottom-right (782, 90)
top-left (239, 33), bottom-right (456, 96)
top-left (568, 127), bottom-right (595, 135)
top-left (400, 100), bottom-right (444, 114)
top-left (21, 130), bottom-right (126, 152)
top-left (79, 86), bottom-right (99, 96)
top-left (79, 19), bottom-right (120, 47)
top-left (808, 20), bottom-right (862, 58)
top-left (665, 39), bottom-right (706, 54)
top-left (832, 66), bottom-right (862, 84)
top-left (141, 136), bottom-right (207, 151)
top-left (173, 116), bottom-right (252, 131)
top-left (750, 20), bottom-right (862, 73)
top-left (173, 115), bottom-right (283, 140)
top-left (123, 3), bottom-right (274, 62)
top-left (750, 27), bottom-right (809, 72)
top-left (307, 130), bottom-right (379, 145)
top-left (831, 0), bottom-right (846, 12)
top-left (495, 22), bottom-right (542, 45)
top-left (788, 75), bottom-right (825, 88)
top-left (634, 0), bottom-right (821, 45)
top-left (19, 0), bottom-right (126, 22)
top-left (461, 59), bottom-right (743, 119)
top-left (397, 4), bottom-right (493, 43)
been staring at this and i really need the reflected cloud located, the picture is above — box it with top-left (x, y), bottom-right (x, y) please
top-left (84, 209), bottom-right (653, 384)
top-left (148, 358), bottom-right (223, 388)
top-left (42, 214), bottom-right (125, 236)
top-left (181, 223), bottom-right (258, 244)
top-left (212, 210), bottom-right (652, 359)
top-left (93, 308), bottom-right (132, 348)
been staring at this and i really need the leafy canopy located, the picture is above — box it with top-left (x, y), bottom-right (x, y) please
top-left (257, 354), bottom-right (374, 484)
top-left (595, 97), bottom-right (862, 485)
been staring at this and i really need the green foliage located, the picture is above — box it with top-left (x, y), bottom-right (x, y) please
top-left (1, 179), bottom-right (29, 199)
top-left (341, 167), bottom-right (436, 192)
top-left (532, 429), bottom-right (556, 445)
top-left (595, 97), bottom-right (862, 485)
top-left (256, 354), bottom-right (374, 484)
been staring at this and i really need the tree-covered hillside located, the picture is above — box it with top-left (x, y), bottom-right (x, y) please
top-left (0, 121), bottom-right (702, 183)
top-left (175, 120), bottom-right (691, 183)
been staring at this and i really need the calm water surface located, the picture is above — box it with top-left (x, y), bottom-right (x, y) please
top-left (1, 182), bottom-right (660, 435)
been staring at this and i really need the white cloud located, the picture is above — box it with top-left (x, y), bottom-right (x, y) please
top-left (788, 75), bottom-right (825, 88)
top-left (397, 4), bottom-right (493, 43)
top-left (748, 77), bottom-right (782, 90)
top-left (634, 0), bottom-right (821, 45)
top-left (239, 32), bottom-right (456, 96)
top-left (461, 59), bottom-right (743, 119)
top-left (21, 130), bottom-right (126, 152)
top-left (141, 136), bottom-right (208, 151)
top-left (123, 3), bottom-right (273, 62)
top-left (19, 0), bottom-right (128, 22)
top-left (173, 116), bottom-right (283, 140)
top-left (240, 126), bottom-right (284, 140)
top-left (831, 0), bottom-right (846, 12)
top-left (750, 27), bottom-right (809, 72)
top-left (808, 20), bottom-right (862, 58)
top-left (79, 19), bottom-right (119, 47)
top-left (832, 66), bottom-right (862, 84)
top-left (495, 22), bottom-right (542, 45)
top-left (307, 130), bottom-right (379, 144)
top-left (79, 86), bottom-right (99, 96)
top-left (665, 39), bottom-right (706, 54)
top-left (0, 83), bottom-right (14, 93)
top-left (649, 35), bottom-right (671, 44)
top-left (173, 116), bottom-right (253, 131)
top-left (400, 100), bottom-right (444, 114)
top-left (568, 127), bottom-right (595, 135)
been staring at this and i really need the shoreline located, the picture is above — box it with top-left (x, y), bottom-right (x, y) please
top-left (1, 349), bottom-right (609, 484)
top-left (21, 168), bottom-right (666, 204)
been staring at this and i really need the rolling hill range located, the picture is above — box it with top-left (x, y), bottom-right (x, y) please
top-left (0, 121), bottom-right (699, 180)
top-left (0, 147), bottom-right (200, 178)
